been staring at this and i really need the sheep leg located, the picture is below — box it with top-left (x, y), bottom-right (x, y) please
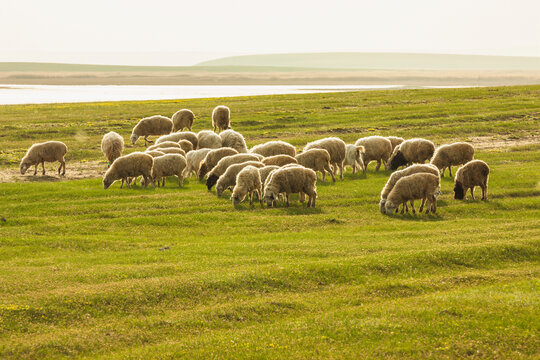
top-left (419, 198), bottom-right (426, 212)
top-left (375, 160), bottom-right (381, 171)
top-left (441, 167), bottom-right (445, 177)
top-left (120, 179), bottom-right (124, 188)
top-left (34, 164), bottom-right (38, 176)
top-left (320, 170), bottom-right (325, 182)
top-left (162, 177), bottom-right (166, 187)
top-left (400, 204), bottom-right (405, 214)
top-left (324, 164), bottom-right (335, 182)
top-left (470, 187), bottom-right (475, 200)
top-left (430, 195), bottom-right (437, 213)
top-left (299, 192), bottom-right (305, 203)
top-left (352, 163), bottom-right (356, 174)
top-left (339, 162), bottom-right (344, 180)
top-left (248, 192), bottom-right (253, 205)
top-left (448, 166), bottom-right (453, 177)
top-left (41, 161), bottom-right (46, 175)
top-left (177, 174), bottom-right (184, 187)
top-left (285, 194), bottom-right (290, 207)
top-left (482, 184), bottom-right (487, 201)
top-left (409, 200), bottom-right (416, 214)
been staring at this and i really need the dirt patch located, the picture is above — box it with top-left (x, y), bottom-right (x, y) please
top-left (468, 135), bottom-right (539, 150)
top-left (0, 160), bottom-right (106, 183)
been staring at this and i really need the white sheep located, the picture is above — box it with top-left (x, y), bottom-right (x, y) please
top-left (261, 154), bottom-right (298, 167)
top-left (216, 161), bottom-right (265, 197)
top-left (130, 115), bottom-right (173, 146)
top-left (183, 148), bottom-right (212, 178)
top-left (387, 138), bottom-right (435, 170)
top-left (155, 131), bottom-right (198, 149)
top-left (103, 152), bottom-right (154, 189)
top-left (344, 144), bottom-right (366, 174)
top-left (304, 137), bottom-right (346, 180)
top-left (20, 141), bottom-right (68, 176)
top-left (151, 154), bottom-right (187, 187)
top-left (384, 173), bottom-right (440, 215)
top-left (250, 141), bottom-right (296, 157)
top-left (176, 139), bottom-right (194, 153)
top-left (206, 153), bottom-right (263, 190)
top-left (147, 141), bottom-right (181, 151)
top-left (197, 147), bottom-right (239, 180)
top-left (259, 165), bottom-right (280, 186)
top-left (232, 166), bottom-right (264, 206)
top-left (264, 166), bottom-right (317, 207)
top-left (354, 136), bottom-right (393, 171)
top-left (379, 164), bottom-right (440, 213)
top-left (155, 147), bottom-right (186, 156)
top-left (101, 132), bottom-right (124, 167)
top-left (171, 109), bottom-right (194, 131)
top-left (212, 105), bottom-right (231, 133)
top-left (144, 150), bottom-right (166, 158)
top-left (197, 130), bottom-right (223, 149)
top-left (387, 136), bottom-right (405, 152)
top-left (431, 142), bottom-right (475, 177)
top-left (454, 160), bottom-right (490, 201)
top-left (295, 148), bottom-right (335, 182)
top-left (219, 129), bottom-right (248, 153)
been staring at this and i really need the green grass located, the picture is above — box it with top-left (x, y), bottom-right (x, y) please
top-left (0, 86), bottom-right (539, 359)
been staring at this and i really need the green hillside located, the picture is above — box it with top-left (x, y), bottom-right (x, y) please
top-left (198, 52), bottom-right (540, 70)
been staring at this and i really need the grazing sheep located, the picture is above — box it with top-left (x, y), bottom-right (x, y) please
top-left (101, 132), bottom-right (124, 167)
top-left (197, 130), bottom-right (223, 149)
top-left (212, 105), bottom-right (231, 132)
top-left (144, 150), bottom-right (166, 158)
top-left (250, 141), bottom-right (296, 157)
top-left (264, 166), bottom-right (317, 207)
top-left (198, 147), bottom-right (239, 180)
top-left (151, 154), bottom-right (187, 187)
top-left (387, 138), bottom-right (436, 170)
top-left (344, 144), bottom-right (366, 174)
top-left (155, 147), bottom-right (186, 156)
top-left (387, 136), bottom-right (405, 152)
top-left (259, 165), bottom-right (280, 186)
top-left (295, 149), bottom-right (335, 182)
top-left (20, 141), bottom-right (68, 176)
top-left (183, 148), bottom-right (212, 178)
top-left (155, 131), bottom-right (198, 149)
top-left (354, 136), bottom-right (393, 171)
top-left (232, 166), bottom-right (264, 206)
top-left (384, 173), bottom-right (440, 215)
top-left (454, 160), bottom-right (490, 201)
top-left (130, 115), bottom-right (173, 146)
top-left (147, 141), bottom-right (181, 151)
top-left (261, 155), bottom-right (298, 167)
top-left (219, 129), bottom-right (248, 153)
top-left (431, 142), bottom-right (475, 177)
top-left (103, 152), bottom-right (154, 189)
top-left (171, 109), bottom-right (194, 131)
top-left (216, 161), bottom-right (265, 197)
top-left (177, 139), bottom-right (194, 153)
top-left (206, 154), bottom-right (262, 190)
top-left (304, 137), bottom-right (346, 180)
top-left (379, 164), bottom-right (440, 213)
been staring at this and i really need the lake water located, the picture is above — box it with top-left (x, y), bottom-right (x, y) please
top-left (0, 84), bottom-right (463, 105)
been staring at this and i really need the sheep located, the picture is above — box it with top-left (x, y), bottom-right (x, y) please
top-left (304, 137), bottom-right (346, 180)
top-left (379, 164), bottom-right (440, 214)
top-left (103, 152), bottom-right (154, 189)
top-left (454, 160), bottom-right (490, 201)
top-left (198, 147), bottom-right (239, 180)
top-left (20, 141), bottom-right (68, 176)
top-left (197, 130), bottom-right (223, 149)
top-left (344, 144), bottom-right (366, 174)
top-left (212, 105), bottom-right (231, 132)
top-left (151, 154), bottom-right (187, 187)
top-left (144, 150), bottom-right (166, 158)
top-left (130, 115), bottom-right (173, 146)
top-left (176, 139), bottom-right (194, 154)
top-left (387, 138), bottom-right (436, 170)
top-left (387, 136), bottom-right (405, 152)
top-left (101, 132), bottom-right (124, 167)
top-left (219, 129), bottom-right (248, 153)
top-left (384, 173), bottom-right (440, 215)
top-left (250, 141), bottom-right (296, 157)
top-left (430, 142), bottom-right (475, 177)
top-left (232, 166), bottom-right (264, 206)
top-left (261, 155), bottom-right (298, 167)
top-left (171, 109), bottom-right (194, 131)
top-left (295, 149), bottom-right (335, 182)
top-left (215, 161), bottom-right (265, 197)
top-left (183, 148), bottom-right (212, 178)
top-left (147, 141), bottom-right (181, 151)
top-left (206, 154), bottom-right (262, 190)
top-left (354, 136), bottom-right (393, 171)
top-left (155, 147), bottom-right (186, 156)
top-left (155, 131), bottom-right (198, 149)
top-left (263, 166), bottom-right (317, 207)
top-left (259, 165), bottom-right (280, 186)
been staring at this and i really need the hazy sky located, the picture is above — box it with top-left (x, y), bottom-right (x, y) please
top-left (1, 0), bottom-right (539, 66)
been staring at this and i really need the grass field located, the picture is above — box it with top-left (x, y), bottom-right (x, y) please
top-left (0, 86), bottom-right (539, 359)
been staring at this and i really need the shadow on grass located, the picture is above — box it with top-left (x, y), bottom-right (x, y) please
top-left (25, 175), bottom-right (62, 182)
top-left (385, 212), bottom-right (444, 222)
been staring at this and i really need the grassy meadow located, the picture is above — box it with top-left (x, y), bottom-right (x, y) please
top-left (0, 86), bottom-right (539, 359)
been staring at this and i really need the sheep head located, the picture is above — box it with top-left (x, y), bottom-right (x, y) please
top-left (453, 181), bottom-right (465, 200)
top-left (130, 133), bottom-right (139, 145)
top-left (19, 160), bottom-right (31, 175)
top-left (206, 174), bottom-right (218, 190)
top-left (389, 150), bottom-right (407, 170)
top-left (384, 200), bottom-right (398, 215)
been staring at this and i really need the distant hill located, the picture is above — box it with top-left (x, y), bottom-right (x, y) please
top-left (197, 52), bottom-right (540, 71)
